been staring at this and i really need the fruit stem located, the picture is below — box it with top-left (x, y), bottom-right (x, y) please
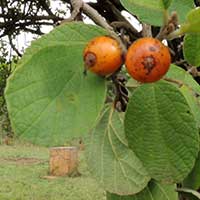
top-left (141, 23), bottom-right (152, 37)
top-left (166, 28), bottom-right (184, 40)
top-left (110, 73), bottom-right (128, 112)
top-left (163, 9), bottom-right (169, 26)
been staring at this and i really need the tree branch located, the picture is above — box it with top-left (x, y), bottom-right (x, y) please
top-left (8, 35), bottom-right (22, 57)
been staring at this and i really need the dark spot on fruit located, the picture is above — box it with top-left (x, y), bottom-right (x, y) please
top-left (84, 52), bottom-right (97, 68)
top-left (149, 46), bottom-right (156, 52)
top-left (142, 55), bottom-right (156, 75)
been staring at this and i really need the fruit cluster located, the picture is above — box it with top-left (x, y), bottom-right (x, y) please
top-left (83, 36), bottom-right (171, 83)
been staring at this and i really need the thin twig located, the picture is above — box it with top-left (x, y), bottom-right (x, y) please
top-left (111, 21), bottom-right (140, 37)
top-left (187, 66), bottom-right (200, 77)
top-left (60, 0), bottom-right (83, 23)
top-left (142, 23), bottom-right (152, 37)
top-left (8, 35), bottom-right (22, 57)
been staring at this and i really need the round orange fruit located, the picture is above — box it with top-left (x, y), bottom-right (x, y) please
top-left (125, 37), bottom-right (171, 83)
top-left (83, 36), bottom-right (123, 76)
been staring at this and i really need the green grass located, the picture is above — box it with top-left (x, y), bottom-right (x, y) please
top-left (0, 142), bottom-right (105, 200)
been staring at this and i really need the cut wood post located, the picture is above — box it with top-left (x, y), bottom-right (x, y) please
top-left (49, 146), bottom-right (78, 176)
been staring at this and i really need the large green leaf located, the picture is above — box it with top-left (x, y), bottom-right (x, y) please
top-left (166, 64), bottom-right (200, 94)
top-left (107, 180), bottom-right (178, 200)
top-left (85, 105), bottom-right (150, 195)
top-left (125, 81), bottom-right (199, 183)
top-left (5, 23), bottom-right (107, 146)
top-left (183, 152), bottom-right (200, 190)
top-left (180, 8), bottom-right (200, 34)
top-left (183, 34), bottom-right (200, 66)
top-left (120, 0), bottom-right (194, 26)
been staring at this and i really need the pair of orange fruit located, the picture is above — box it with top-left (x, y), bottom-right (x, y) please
top-left (83, 36), bottom-right (171, 83)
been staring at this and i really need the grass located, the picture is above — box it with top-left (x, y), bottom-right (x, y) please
top-left (0, 141), bottom-right (105, 200)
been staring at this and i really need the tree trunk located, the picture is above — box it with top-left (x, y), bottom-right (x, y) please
top-left (49, 146), bottom-right (78, 176)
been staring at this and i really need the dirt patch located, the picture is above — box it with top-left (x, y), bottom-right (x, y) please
top-left (0, 157), bottom-right (47, 165)
top-left (40, 175), bottom-right (59, 180)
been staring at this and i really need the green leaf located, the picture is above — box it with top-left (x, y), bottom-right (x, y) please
top-left (125, 81), bottom-right (199, 183)
top-left (181, 8), bottom-right (200, 34)
top-left (120, 0), bottom-right (163, 26)
top-left (107, 180), bottom-right (178, 200)
top-left (85, 105), bottom-right (150, 195)
top-left (187, 7), bottom-right (200, 23)
top-left (5, 23), bottom-right (107, 146)
top-left (180, 86), bottom-right (200, 128)
top-left (166, 64), bottom-right (200, 94)
top-left (120, 0), bottom-right (194, 26)
top-left (183, 152), bottom-right (200, 190)
top-left (183, 34), bottom-right (200, 66)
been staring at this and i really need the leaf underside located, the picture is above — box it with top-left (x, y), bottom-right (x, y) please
top-left (85, 105), bottom-right (150, 195)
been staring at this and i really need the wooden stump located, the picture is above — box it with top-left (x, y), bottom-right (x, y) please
top-left (49, 146), bottom-right (78, 176)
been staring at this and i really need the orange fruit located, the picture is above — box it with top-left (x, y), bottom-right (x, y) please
top-left (125, 37), bottom-right (171, 83)
top-left (83, 36), bottom-right (123, 76)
